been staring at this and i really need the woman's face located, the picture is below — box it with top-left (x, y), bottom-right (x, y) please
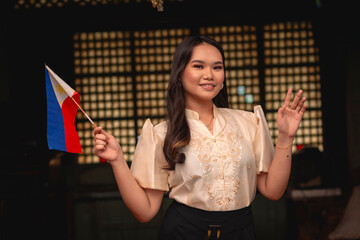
top-left (180, 42), bottom-right (225, 107)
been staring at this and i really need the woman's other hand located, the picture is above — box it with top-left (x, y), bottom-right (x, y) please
top-left (277, 88), bottom-right (307, 138)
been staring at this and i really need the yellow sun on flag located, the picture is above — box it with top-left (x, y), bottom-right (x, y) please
top-left (56, 84), bottom-right (66, 94)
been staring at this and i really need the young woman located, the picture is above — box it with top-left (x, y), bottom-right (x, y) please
top-left (93, 36), bottom-right (307, 240)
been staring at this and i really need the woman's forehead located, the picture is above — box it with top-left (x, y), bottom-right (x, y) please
top-left (190, 43), bottom-right (223, 62)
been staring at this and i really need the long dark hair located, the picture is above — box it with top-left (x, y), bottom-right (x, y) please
top-left (163, 36), bottom-right (229, 170)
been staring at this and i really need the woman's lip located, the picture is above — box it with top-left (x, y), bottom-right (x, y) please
top-left (199, 84), bottom-right (216, 90)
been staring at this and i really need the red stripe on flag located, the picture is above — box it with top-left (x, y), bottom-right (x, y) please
top-left (62, 93), bottom-right (82, 153)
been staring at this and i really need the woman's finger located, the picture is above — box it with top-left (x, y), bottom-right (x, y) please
top-left (296, 97), bottom-right (306, 112)
top-left (299, 104), bottom-right (307, 116)
top-left (94, 127), bottom-right (114, 142)
top-left (97, 128), bottom-right (114, 139)
top-left (93, 126), bottom-right (103, 136)
top-left (94, 143), bottom-right (106, 151)
top-left (94, 132), bottom-right (107, 142)
top-left (94, 137), bottom-right (108, 153)
top-left (283, 88), bottom-right (293, 107)
top-left (95, 138), bottom-right (107, 146)
top-left (289, 90), bottom-right (303, 110)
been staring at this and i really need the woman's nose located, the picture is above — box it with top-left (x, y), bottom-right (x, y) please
top-left (203, 68), bottom-right (213, 80)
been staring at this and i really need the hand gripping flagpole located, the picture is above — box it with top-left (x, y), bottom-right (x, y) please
top-left (69, 98), bottom-right (107, 162)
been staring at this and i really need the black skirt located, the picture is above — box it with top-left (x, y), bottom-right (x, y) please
top-left (157, 200), bottom-right (256, 240)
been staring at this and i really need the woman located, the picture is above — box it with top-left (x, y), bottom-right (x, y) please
top-left (93, 36), bottom-right (307, 239)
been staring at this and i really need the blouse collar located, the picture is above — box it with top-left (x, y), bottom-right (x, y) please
top-left (185, 104), bottom-right (219, 120)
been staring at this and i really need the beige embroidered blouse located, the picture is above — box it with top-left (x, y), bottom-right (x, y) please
top-left (130, 105), bottom-right (274, 211)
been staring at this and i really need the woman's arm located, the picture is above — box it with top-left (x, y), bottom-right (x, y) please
top-left (94, 127), bottom-right (165, 222)
top-left (257, 88), bottom-right (307, 200)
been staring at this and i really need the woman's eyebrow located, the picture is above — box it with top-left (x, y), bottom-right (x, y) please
top-left (190, 60), bottom-right (223, 65)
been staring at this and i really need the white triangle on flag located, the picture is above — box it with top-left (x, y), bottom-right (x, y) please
top-left (46, 65), bottom-right (75, 108)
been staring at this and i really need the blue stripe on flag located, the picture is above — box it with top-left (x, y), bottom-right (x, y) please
top-left (45, 68), bottom-right (67, 151)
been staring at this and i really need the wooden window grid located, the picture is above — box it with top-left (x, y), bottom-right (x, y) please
top-left (74, 22), bottom-right (323, 164)
top-left (263, 21), bottom-right (323, 151)
top-left (74, 29), bottom-right (190, 164)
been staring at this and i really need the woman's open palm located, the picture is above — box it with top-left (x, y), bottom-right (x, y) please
top-left (277, 88), bottom-right (307, 138)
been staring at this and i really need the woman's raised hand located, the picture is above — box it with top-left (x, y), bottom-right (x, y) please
top-left (93, 127), bottom-right (124, 163)
top-left (277, 88), bottom-right (307, 138)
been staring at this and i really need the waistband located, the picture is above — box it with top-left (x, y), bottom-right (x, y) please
top-left (172, 200), bottom-right (253, 233)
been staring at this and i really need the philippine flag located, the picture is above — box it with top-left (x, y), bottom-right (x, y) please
top-left (45, 65), bottom-right (82, 153)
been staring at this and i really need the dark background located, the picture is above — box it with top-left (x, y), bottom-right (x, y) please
top-left (1, 0), bottom-right (360, 239)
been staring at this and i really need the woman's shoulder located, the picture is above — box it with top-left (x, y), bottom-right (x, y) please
top-left (138, 119), bottom-right (167, 141)
top-left (142, 119), bottom-right (167, 136)
top-left (218, 107), bottom-right (255, 118)
top-left (218, 105), bottom-right (265, 125)
top-left (153, 120), bottom-right (167, 131)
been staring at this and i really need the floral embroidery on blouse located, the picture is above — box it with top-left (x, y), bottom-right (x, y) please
top-left (186, 117), bottom-right (256, 210)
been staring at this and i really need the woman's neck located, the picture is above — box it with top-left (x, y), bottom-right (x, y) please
top-left (185, 100), bottom-right (214, 120)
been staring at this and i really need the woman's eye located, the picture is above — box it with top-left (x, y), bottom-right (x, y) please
top-left (193, 64), bottom-right (203, 69)
top-left (214, 65), bottom-right (223, 70)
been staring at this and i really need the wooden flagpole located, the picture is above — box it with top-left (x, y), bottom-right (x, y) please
top-left (70, 97), bottom-right (97, 128)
